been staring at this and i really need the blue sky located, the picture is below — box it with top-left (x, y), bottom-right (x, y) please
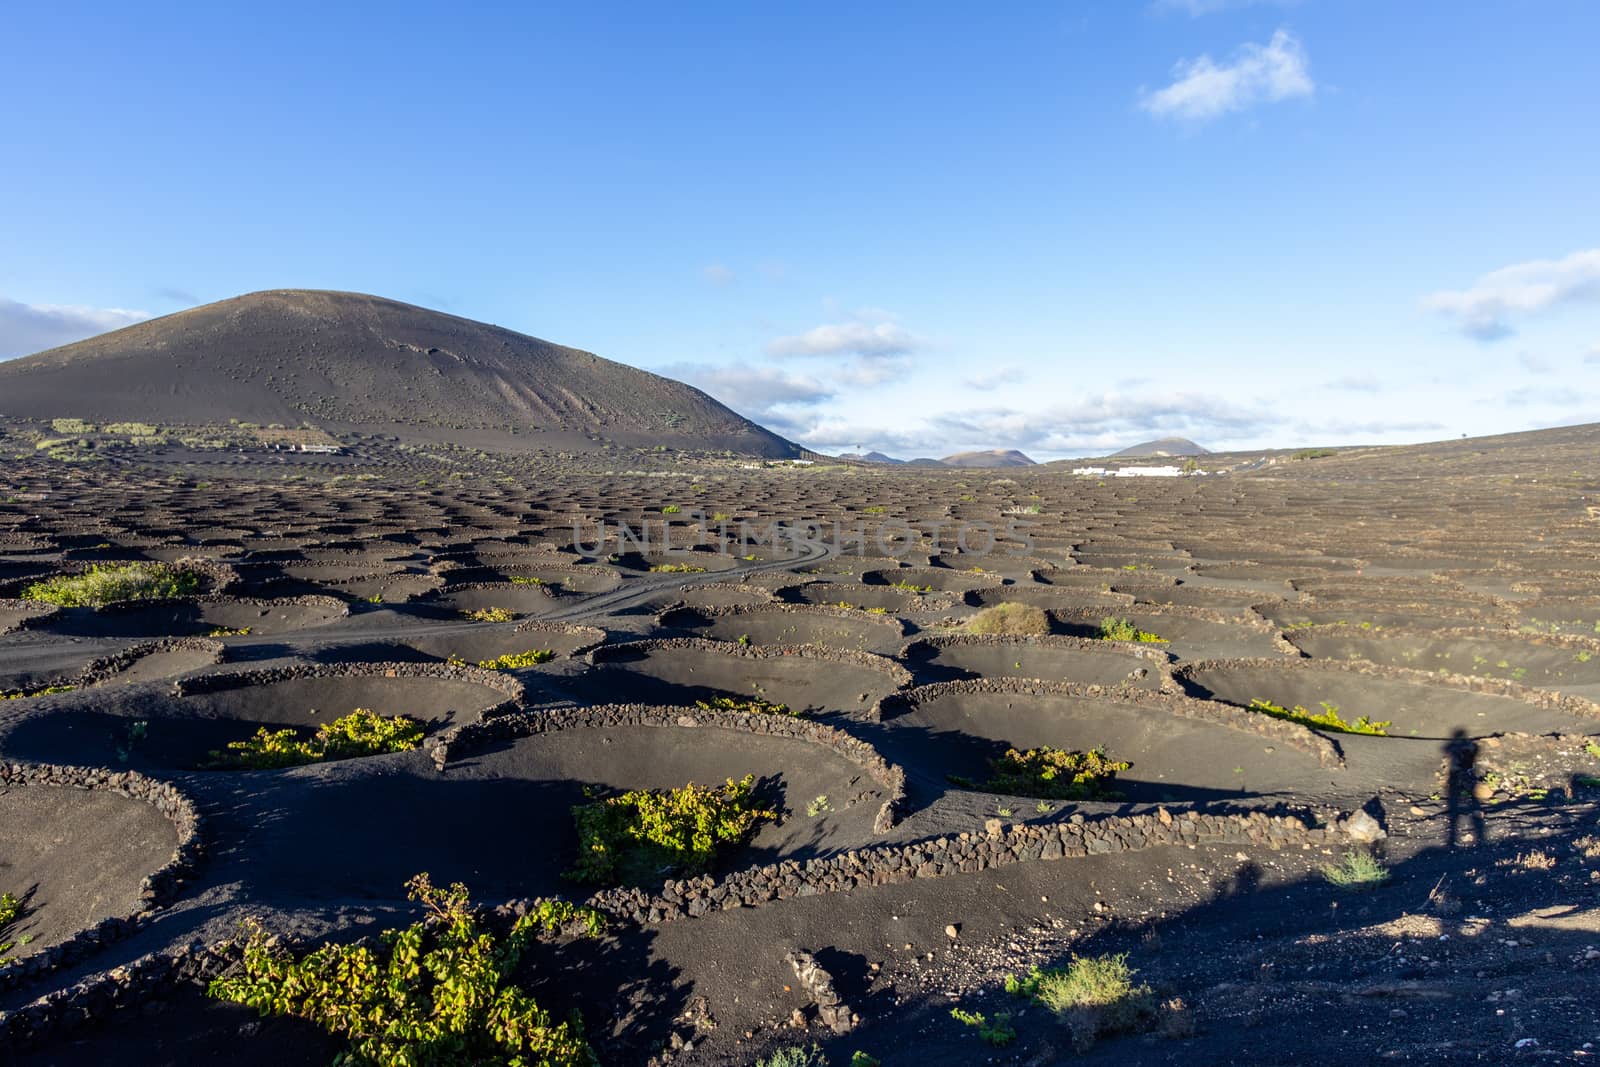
top-left (3, 1), bottom-right (1598, 459)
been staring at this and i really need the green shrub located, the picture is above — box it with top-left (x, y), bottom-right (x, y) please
top-left (509, 575), bottom-right (546, 586)
top-left (967, 603), bottom-right (1049, 636)
top-left (104, 422), bottom-right (160, 436)
top-left (694, 696), bottom-right (798, 717)
top-left (566, 775), bottom-right (775, 885)
top-left (22, 562), bottom-right (202, 607)
top-left (889, 580), bottom-right (933, 593)
top-left (1008, 953), bottom-right (1153, 1021)
top-left (209, 709), bottom-right (424, 769)
top-left (757, 1046), bottom-right (829, 1067)
top-left (1007, 954), bottom-right (1155, 1049)
top-left (950, 1006), bottom-right (1016, 1046)
top-left (980, 746), bottom-right (1130, 800)
top-left (661, 504), bottom-right (682, 514)
top-left (0, 891), bottom-right (22, 958)
top-left (209, 875), bottom-right (598, 1067)
top-left (1322, 850), bottom-right (1390, 889)
top-left (1, 684), bottom-right (75, 701)
top-left (1292, 448), bottom-right (1336, 460)
top-left (464, 607), bottom-right (517, 623)
top-left (649, 563), bottom-right (705, 573)
top-left (479, 649), bottom-right (555, 670)
top-left (1247, 698), bottom-right (1390, 736)
top-left (1097, 616), bottom-right (1168, 643)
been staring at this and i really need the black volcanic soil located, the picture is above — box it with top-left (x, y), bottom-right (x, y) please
top-left (0, 786), bottom-right (177, 959)
top-left (2, 426), bottom-right (1600, 1066)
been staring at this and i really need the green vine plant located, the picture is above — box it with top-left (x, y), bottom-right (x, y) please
top-left (0, 891), bottom-right (24, 959)
top-left (208, 709), bottom-right (425, 769)
top-left (21, 562), bottom-right (202, 607)
top-left (956, 746), bottom-right (1131, 800)
top-left (477, 649), bottom-right (556, 670)
top-left (566, 775), bottom-right (776, 886)
top-left (694, 696), bottom-right (799, 717)
top-left (1247, 698), bottom-right (1391, 736)
top-left (463, 607), bottom-right (518, 623)
top-left (1096, 616), bottom-right (1168, 644)
top-left (208, 874), bottom-right (601, 1067)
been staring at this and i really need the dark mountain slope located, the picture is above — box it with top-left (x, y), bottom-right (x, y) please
top-left (0, 290), bottom-right (800, 456)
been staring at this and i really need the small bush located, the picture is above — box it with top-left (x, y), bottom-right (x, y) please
top-left (889, 580), bottom-right (933, 593)
top-left (1097, 616), bottom-right (1168, 643)
top-left (661, 504), bottom-right (682, 514)
top-left (950, 1006), bottom-right (1016, 1046)
top-left (694, 696), bottom-right (797, 717)
top-left (968, 603), bottom-right (1049, 636)
top-left (1322, 850), bottom-right (1389, 889)
top-left (0, 891), bottom-right (23, 958)
top-left (209, 709), bottom-right (424, 769)
top-left (22, 562), bottom-right (202, 607)
top-left (757, 1046), bottom-right (829, 1067)
top-left (464, 607), bottom-right (517, 623)
top-left (982, 746), bottom-right (1130, 800)
top-left (1, 684), bottom-right (75, 701)
top-left (479, 649), bottom-right (555, 670)
top-left (1008, 954), bottom-right (1156, 1050)
top-left (649, 563), bottom-right (705, 573)
top-left (1247, 698), bottom-right (1390, 736)
top-left (566, 776), bottom-right (775, 885)
top-left (209, 875), bottom-right (598, 1067)
top-left (104, 422), bottom-right (160, 436)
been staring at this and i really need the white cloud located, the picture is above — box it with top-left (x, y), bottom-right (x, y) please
top-left (1516, 352), bottom-right (1553, 374)
top-left (702, 264), bottom-right (735, 287)
top-left (783, 390), bottom-right (1285, 458)
top-left (766, 318), bottom-right (922, 359)
top-left (1585, 344), bottom-right (1600, 364)
top-left (663, 362), bottom-right (834, 429)
top-left (1423, 249), bottom-right (1600, 341)
top-left (964, 366), bottom-right (1025, 391)
top-left (1140, 29), bottom-right (1314, 121)
top-left (0, 297), bottom-right (150, 360)
top-left (1319, 374), bottom-right (1382, 393)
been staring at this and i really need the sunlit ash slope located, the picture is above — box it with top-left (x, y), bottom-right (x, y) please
top-left (0, 290), bottom-right (802, 456)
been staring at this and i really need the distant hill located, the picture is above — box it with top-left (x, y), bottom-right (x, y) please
top-left (0, 290), bottom-right (801, 456)
top-left (940, 449), bottom-right (1036, 468)
top-left (834, 448), bottom-right (1036, 468)
top-left (1111, 437), bottom-right (1210, 458)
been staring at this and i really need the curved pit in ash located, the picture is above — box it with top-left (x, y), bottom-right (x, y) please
top-left (0, 664), bottom-right (521, 771)
top-left (0, 781), bottom-right (179, 963)
top-left (1176, 657), bottom-right (1600, 741)
top-left (554, 638), bottom-right (910, 716)
top-left (314, 621), bottom-right (606, 666)
top-left (870, 680), bottom-right (1333, 807)
top-left (659, 603), bottom-right (907, 655)
top-left (1051, 606), bottom-right (1289, 661)
top-left (232, 710), bottom-right (892, 901)
top-left (898, 634), bottom-right (1170, 689)
top-left (32, 596), bottom-right (348, 639)
top-left (1285, 625), bottom-right (1600, 702)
